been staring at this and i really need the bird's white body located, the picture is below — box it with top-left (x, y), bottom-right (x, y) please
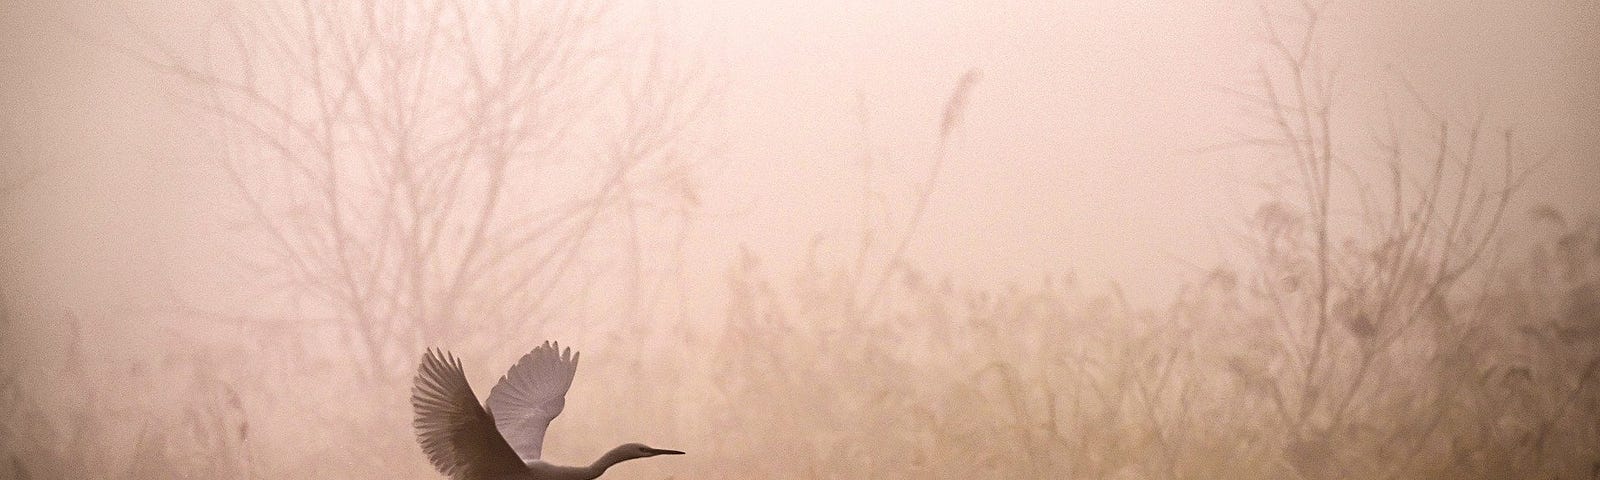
top-left (411, 342), bottom-right (682, 480)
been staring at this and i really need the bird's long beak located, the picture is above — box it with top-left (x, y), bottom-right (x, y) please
top-left (643, 447), bottom-right (685, 455)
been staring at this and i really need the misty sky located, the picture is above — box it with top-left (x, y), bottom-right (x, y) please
top-left (3, 0), bottom-right (1597, 322)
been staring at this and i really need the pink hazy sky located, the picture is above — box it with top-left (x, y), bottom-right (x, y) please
top-left (3, 0), bottom-right (1596, 319)
top-left (680, 0), bottom-right (1600, 305)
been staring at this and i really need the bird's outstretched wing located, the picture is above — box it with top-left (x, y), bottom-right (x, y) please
top-left (486, 340), bottom-right (580, 464)
top-left (412, 349), bottom-right (528, 479)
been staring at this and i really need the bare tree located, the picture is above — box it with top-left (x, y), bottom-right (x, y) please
top-left (1219, 2), bottom-right (1534, 478)
top-left (139, 0), bottom-right (712, 378)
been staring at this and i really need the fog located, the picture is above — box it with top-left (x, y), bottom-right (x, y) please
top-left (3, 0), bottom-right (1597, 478)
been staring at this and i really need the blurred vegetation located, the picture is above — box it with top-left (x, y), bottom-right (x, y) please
top-left (3, 210), bottom-right (1594, 479)
top-left (1, 1), bottom-right (1597, 479)
top-left (693, 208), bottom-right (1599, 480)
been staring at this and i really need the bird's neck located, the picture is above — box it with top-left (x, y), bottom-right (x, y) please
top-left (526, 460), bottom-right (600, 480)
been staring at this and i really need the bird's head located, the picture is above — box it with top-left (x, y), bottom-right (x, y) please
top-left (614, 442), bottom-right (684, 460)
top-left (590, 442), bottom-right (684, 475)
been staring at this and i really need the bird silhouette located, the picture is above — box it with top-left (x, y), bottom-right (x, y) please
top-left (412, 341), bottom-right (683, 479)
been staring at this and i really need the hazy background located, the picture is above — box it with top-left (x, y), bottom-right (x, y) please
top-left (3, 0), bottom-right (1597, 478)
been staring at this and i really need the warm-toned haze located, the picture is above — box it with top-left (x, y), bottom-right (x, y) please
top-left (3, 0), bottom-right (1597, 478)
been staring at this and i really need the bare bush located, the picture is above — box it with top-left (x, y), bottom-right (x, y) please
top-left (1209, 2), bottom-right (1562, 478)
top-left (137, 0), bottom-right (712, 379)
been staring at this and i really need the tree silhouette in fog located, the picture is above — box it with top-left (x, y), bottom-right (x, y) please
top-left (8, 1), bottom-right (1591, 479)
top-left (141, 0), bottom-right (712, 378)
top-left (705, 3), bottom-right (1597, 479)
top-left (1204, 2), bottom-right (1594, 478)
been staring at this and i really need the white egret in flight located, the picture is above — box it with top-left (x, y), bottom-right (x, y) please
top-left (412, 341), bottom-right (683, 479)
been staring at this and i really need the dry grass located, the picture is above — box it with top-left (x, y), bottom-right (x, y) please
top-left (2, 1), bottom-right (1595, 479)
